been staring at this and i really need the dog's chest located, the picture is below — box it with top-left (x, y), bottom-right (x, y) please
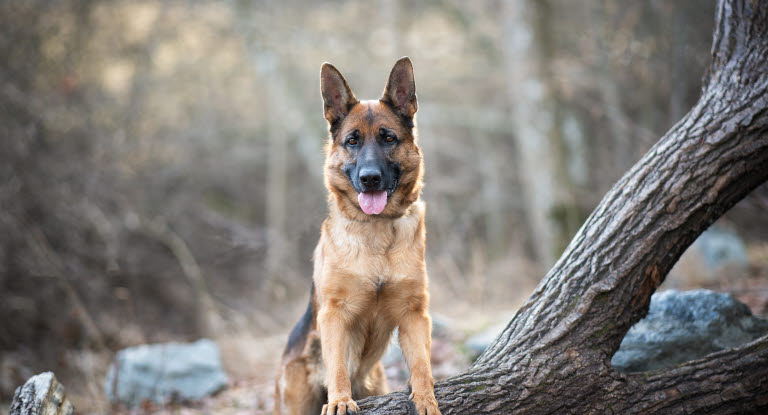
top-left (328, 203), bottom-right (425, 282)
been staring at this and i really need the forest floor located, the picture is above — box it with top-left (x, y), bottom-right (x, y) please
top-left (83, 304), bottom-right (512, 415)
top-left (2, 244), bottom-right (767, 415)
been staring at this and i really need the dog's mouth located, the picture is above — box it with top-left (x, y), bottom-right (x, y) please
top-left (388, 164), bottom-right (402, 196)
top-left (345, 165), bottom-right (401, 216)
top-left (358, 191), bottom-right (387, 215)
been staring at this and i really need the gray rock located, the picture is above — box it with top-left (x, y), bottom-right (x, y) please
top-left (104, 338), bottom-right (228, 407)
top-left (612, 289), bottom-right (768, 372)
top-left (10, 372), bottom-right (74, 415)
top-left (464, 322), bottom-right (508, 360)
top-left (430, 313), bottom-right (454, 338)
top-left (670, 227), bottom-right (749, 285)
top-left (694, 227), bottom-right (748, 270)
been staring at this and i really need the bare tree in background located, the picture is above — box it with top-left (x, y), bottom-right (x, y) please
top-left (502, 0), bottom-right (580, 267)
top-left (360, 0), bottom-right (768, 412)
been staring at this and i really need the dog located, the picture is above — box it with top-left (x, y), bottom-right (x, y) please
top-left (274, 57), bottom-right (441, 415)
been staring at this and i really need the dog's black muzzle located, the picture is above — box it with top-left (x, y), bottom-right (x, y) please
top-left (344, 142), bottom-right (401, 196)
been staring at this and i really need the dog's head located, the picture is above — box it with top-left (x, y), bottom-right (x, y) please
top-left (321, 57), bottom-right (423, 220)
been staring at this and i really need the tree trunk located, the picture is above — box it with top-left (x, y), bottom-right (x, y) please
top-left (359, 0), bottom-right (768, 413)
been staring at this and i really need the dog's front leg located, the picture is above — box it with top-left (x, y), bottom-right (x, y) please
top-left (318, 302), bottom-right (359, 415)
top-left (399, 304), bottom-right (441, 415)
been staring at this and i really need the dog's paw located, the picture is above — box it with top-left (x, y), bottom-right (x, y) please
top-left (409, 392), bottom-right (441, 415)
top-left (321, 397), bottom-right (359, 415)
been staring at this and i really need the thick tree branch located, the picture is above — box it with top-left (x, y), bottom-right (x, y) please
top-left (361, 334), bottom-right (768, 414)
top-left (620, 333), bottom-right (768, 413)
top-left (359, 0), bottom-right (768, 413)
top-left (477, 3), bottom-right (768, 369)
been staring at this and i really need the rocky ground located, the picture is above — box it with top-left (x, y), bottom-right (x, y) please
top-left (5, 289), bottom-right (768, 415)
top-left (103, 311), bottom-right (492, 415)
top-left (3, 235), bottom-right (767, 415)
top-left (107, 238), bottom-right (768, 414)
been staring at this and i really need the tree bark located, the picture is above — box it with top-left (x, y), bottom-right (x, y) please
top-left (360, 0), bottom-right (768, 413)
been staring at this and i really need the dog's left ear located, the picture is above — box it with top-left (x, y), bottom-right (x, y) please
top-left (381, 57), bottom-right (417, 118)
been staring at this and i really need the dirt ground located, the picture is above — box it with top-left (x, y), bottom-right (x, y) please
top-left (80, 305), bottom-right (511, 415)
top-left (3, 243), bottom-right (767, 415)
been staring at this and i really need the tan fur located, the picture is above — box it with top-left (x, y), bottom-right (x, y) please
top-left (275, 58), bottom-right (440, 415)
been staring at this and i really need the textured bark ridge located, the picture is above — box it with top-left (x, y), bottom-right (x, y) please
top-left (359, 0), bottom-right (768, 413)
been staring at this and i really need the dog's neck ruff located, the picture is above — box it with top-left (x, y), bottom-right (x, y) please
top-left (326, 198), bottom-right (425, 258)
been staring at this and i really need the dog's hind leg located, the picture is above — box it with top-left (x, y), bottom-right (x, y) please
top-left (274, 354), bottom-right (325, 415)
top-left (275, 286), bottom-right (326, 414)
top-left (360, 361), bottom-right (388, 398)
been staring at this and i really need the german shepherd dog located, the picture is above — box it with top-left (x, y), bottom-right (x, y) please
top-left (274, 57), bottom-right (441, 415)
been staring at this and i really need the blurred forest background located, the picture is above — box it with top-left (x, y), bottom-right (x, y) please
top-left (2, 0), bottom-right (768, 413)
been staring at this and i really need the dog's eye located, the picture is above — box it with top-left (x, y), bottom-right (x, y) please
top-left (345, 130), bottom-right (359, 146)
top-left (380, 128), bottom-right (397, 143)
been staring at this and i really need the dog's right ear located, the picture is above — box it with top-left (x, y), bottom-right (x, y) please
top-left (381, 57), bottom-right (417, 119)
top-left (320, 63), bottom-right (357, 126)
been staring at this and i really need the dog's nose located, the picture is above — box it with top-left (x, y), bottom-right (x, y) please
top-left (359, 168), bottom-right (382, 189)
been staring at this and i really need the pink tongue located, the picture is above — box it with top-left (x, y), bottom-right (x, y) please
top-left (358, 191), bottom-right (388, 215)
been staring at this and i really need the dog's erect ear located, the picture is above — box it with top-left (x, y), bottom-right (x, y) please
top-left (381, 57), bottom-right (417, 118)
top-left (321, 63), bottom-right (357, 125)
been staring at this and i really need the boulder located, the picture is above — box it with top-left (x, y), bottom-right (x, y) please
top-left (10, 372), bottom-right (74, 415)
top-left (693, 227), bottom-right (748, 270)
top-left (104, 338), bottom-right (228, 407)
top-left (669, 226), bottom-right (749, 284)
top-left (464, 322), bottom-right (509, 360)
top-left (612, 289), bottom-right (768, 372)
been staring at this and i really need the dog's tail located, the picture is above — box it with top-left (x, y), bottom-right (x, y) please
top-left (282, 282), bottom-right (315, 359)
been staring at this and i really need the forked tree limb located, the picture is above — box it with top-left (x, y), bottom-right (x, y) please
top-left (360, 0), bottom-right (768, 413)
